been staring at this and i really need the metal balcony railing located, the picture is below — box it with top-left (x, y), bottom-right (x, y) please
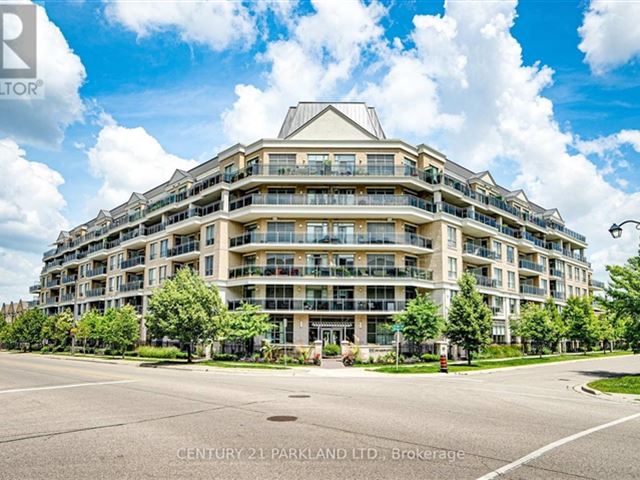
top-left (120, 256), bottom-right (145, 269)
top-left (463, 243), bottom-right (498, 260)
top-left (61, 274), bottom-right (77, 284)
top-left (520, 285), bottom-right (546, 296)
top-left (168, 241), bottom-right (200, 257)
top-left (86, 287), bottom-right (106, 298)
top-left (119, 280), bottom-right (144, 293)
top-left (86, 266), bottom-right (107, 277)
top-left (229, 232), bottom-right (432, 249)
top-left (227, 298), bottom-right (407, 312)
top-left (519, 259), bottom-right (545, 273)
top-left (228, 265), bottom-right (433, 280)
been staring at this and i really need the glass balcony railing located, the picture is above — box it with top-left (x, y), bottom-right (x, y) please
top-left (472, 274), bottom-right (498, 288)
top-left (229, 193), bottom-right (436, 212)
top-left (45, 278), bottom-right (60, 288)
top-left (550, 268), bottom-right (565, 279)
top-left (168, 241), bottom-right (200, 257)
top-left (590, 279), bottom-right (605, 289)
top-left (551, 291), bottom-right (566, 301)
top-left (229, 232), bottom-right (432, 249)
top-left (227, 298), bottom-right (407, 312)
top-left (61, 274), bottom-right (77, 284)
top-left (60, 293), bottom-right (75, 303)
top-left (228, 265), bottom-right (433, 280)
top-left (45, 297), bottom-right (59, 305)
top-left (86, 287), bottom-right (105, 298)
top-left (519, 259), bottom-right (545, 273)
top-left (463, 243), bottom-right (498, 260)
top-left (29, 284), bottom-right (41, 293)
top-left (86, 266), bottom-right (107, 277)
top-left (520, 285), bottom-right (546, 296)
top-left (120, 256), bottom-right (145, 269)
top-left (119, 280), bottom-right (144, 292)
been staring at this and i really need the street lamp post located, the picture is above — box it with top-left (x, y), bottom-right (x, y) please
top-left (609, 220), bottom-right (640, 239)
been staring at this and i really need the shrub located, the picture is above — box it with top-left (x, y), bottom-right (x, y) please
top-left (136, 346), bottom-right (182, 359)
top-left (322, 343), bottom-right (341, 357)
top-left (41, 346), bottom-right (50, 353)
top-left (478, 344), bottom-right (523, 359)
top-left (277, 355), bottom-right (295, 364)
top-left (420, 353), bottom-right (440, 362)
top-left (125, 351), bottom-right (139, 357)
top-left (211, 353), bottom-right (238, 361)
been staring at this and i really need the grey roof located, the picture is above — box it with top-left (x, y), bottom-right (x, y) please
top-left (278, 102), bottom-right (386, 139)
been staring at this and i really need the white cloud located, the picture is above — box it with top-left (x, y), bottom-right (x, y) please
top-left (221, 0), bottom-right (387, 143)
top-left (87, 122), bottom-right (198, 209)
top-left (104, 0), bottom-right (255, 51)
top-left (578, 0), bottom-right (640, 74)
top-left (0, 139), bottom-right (68, 303)
top-left (0, 2), bottom-right (85, 147)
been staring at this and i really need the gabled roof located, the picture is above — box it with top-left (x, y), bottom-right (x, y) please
top-left (96, 209), bottom-right (112, 222)
top-left (56, 231), bottom-right (70, 243)
top-left (127, 192), bottom-right (147, 206)
top-left (542, 208), bottom-right (564, 223)
top-left (468, 171), bottom-right (497, 186)
top-left (505, 189), bottom-right (530, 204)
top-left (166, 169), bottom-right (194, 188)
top-left (278, 102), bottom-right (386, 140)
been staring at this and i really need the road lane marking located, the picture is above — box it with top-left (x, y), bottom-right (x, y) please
top-left (0, 380), bottom-right (136, 394)
top-left (476, 412), bottom-right (640, 479)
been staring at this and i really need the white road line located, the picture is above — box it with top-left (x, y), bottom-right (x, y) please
top-left (0, 380), bottom-right (136, 394)
top-left (476, 412), bottom-right (640, 480)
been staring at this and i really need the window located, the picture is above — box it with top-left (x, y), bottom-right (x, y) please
top-left (509, 298), bottom-right (517, 315)
top-left (160, 240), bottom-right (168, 258)
top-left (267, 221), bottom-right (295, 242)
top-left (116, 275), bottom-right (122, 290)
top-left (109, 255), bottom-right (115, 271)
top-left (205, 225), bottom-right (215, 246)
top-left (507, 271), bottom-right (516, 289)
top-left (246, 157), bottom-right (259, 175)
top-left (367, 254), bottom-right (395, 267)
top-left (448, 257), bottom-right (458, 279)
top-left (117, 253), bottom-right (124, 268)
top-left (367, 222), bottom-right (394, 242)
top-left (403, 157), bottom-right (417, 176)
top-left (306, 253), bottom-right (328, 268)
top-left (205, 255), bottom-right (214, 276)
top-left (159, 266), bottom-right (166, 283)
top-left (447, 226), bottom-right (457, 248)
top-left (540, 255), bottom-right (547, 271)
top-left (493, 240), bottom-right (502, 260)
top-left (308, 154), bottom-right (328, 174)
top-left (367, 154), bottom-right (394, 175)
top-left (149, 243), bottom-right (157, 260)
top-left (405, 256), bottom-right (418, 268)
top-left (494, 268), bottom-right (503, 287)
top-left (306, 222), bottom-right (328, 241)
top-left (568, 265), bottom-right (573, 280)
top-left (108, 277), bottom-right (114, 293)
top-left (507, 246), bottom-right (515, 264)
top-left (148, 268), bottom-right (156, 286)
top-left (367, 316), bottom-right (394, 345)
top-left (367, 286), bottom-right (395, 300)
top-left (582, 269), bottom-right (587, 283)
top-left (333, 222), bottom-right (354, 242)
top-left (334, 254), bottom-right (354, 268)
top-left (334, 154), bottom-right (355, 174)
top-left (541, 279), bottom-right (548, 294)
top-left (268, 153), bottom-right (296, 174)
top-left (569, 285), bottom-right (574, 297)
top-left (266, 315), bottom-right (294, 344)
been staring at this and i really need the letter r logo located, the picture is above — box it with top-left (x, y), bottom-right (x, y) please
top-left (0, 4), bottom-right (36, 78)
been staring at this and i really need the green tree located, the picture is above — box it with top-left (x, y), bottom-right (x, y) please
top-left (224, 302), bottom-right (271, 354)
top-left (147, 268), bottom-right (226, 362)
top-left (563, 296), bottom-right (598, 353)
top-left (76, 309), bottom-right (103, 353)
top-left (6, 309), bottom-right (46, 350)
top-left (41, 310), bottom-right (73, 348)
top-left (594, 312), bottom-right (615, 353)
top-left (602, 251), bottom-right (640, 351)
top-left (513, 303), bottom-right (554, 357)
top-left (544, 297), bottom-right (567, 352)
top-left (445, 273), bottom-right (493, 365)
top-left (102, 306), bottom-right (139, 358)
top-left (393, 293), bottom-right (444, 346)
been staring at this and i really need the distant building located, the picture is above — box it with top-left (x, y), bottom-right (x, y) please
top-left (1, 299), bottom-right (36, 324)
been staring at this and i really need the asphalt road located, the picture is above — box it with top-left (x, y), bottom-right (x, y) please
top-left (0, 353), bottom-right (639, 480)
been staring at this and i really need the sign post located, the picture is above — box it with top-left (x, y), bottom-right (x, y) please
top-left (437, 341), bottom-right (448, 373)
top-left (393, 323), bottom-right (403, 371)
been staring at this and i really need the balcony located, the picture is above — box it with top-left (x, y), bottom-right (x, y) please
top-left (228, 298), bottom-right (406, 312)
top-left (120, 256), bottom-right (145, 270)
top-left (550, 268), bottom-right (565, 279)
top-left (60, 293), bottom-right (75, 303)
top-left (61, 274), bottom-right (77, 284)
top-left (551, 291), bottom-right (566, 301)
top-left (229, 232), bottom-right (432, 251)
top-left (518, 231), bottom-right (546, 248)
top-left (29, 284), bottom-right (41, 293)
top-left (45, 278), bottom-right (60, 288)
top-left (119, 280), bottom-right (144, 293)
top-left (548, 222), bottom-right (586, 243)
top-left (229, 193), bottom-right (435, 214)
top-left (44, 297), bottom-right (59, 305)
top-left (86, 287), bottom-right (105, 298)
top-left (45, 259), bottom-right (63, 272)
top-left (472, 274), bottom-right (498, 288)
top-left (86, 266), bottom-right (107, 278)
top-left (229, 265), bottom-right (433, 281)
top-left (519, 259), bottom-right (545, 273)
top-left (88, 242), bottom-right (106, 255)
top-left (590, 279), bottom-right (605, 289)
top-left (491, 306), bottom-right (504, 316)
top-left (168, 241), bottom-right (200, 258)
top-left (520, 285), bottom-right (546, 297)
top-left (463, 243), bottom-right (498, 261)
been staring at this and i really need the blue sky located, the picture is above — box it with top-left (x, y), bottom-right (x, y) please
top-left (2, 0), bottom-right (640, 302)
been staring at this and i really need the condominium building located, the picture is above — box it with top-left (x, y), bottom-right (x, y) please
top-left (35, 102), bottom-right (599, 351)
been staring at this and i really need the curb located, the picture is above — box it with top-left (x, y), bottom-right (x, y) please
top-left (580, 383), bottom-right (603, 396)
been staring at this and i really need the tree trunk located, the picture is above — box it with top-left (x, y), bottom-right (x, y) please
top-left (467, 351), bottom-right (472, 366)
top-left (187, 342), bottom-right (193, 363)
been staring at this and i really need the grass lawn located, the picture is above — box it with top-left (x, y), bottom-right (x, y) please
top-left (588, 375), bottom-right (640, 395)
top-left (201, 361), bottom-right (290, 370)
top-left (371, 350), bottom-right (633, 374)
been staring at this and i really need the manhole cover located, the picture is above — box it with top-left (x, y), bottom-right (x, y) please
top-left (267, 415), bottom-right (298, 422)
top-left (288, 394), bottom-right (310, 398)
